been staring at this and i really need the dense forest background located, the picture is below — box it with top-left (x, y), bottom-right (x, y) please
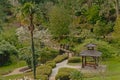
top-left (0, 0), bottom-right (120, 70)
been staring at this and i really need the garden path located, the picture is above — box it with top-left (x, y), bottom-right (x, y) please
top-left (49, 59), bottom-right (81, 80)
top-left (3, 66), bottom-right (30, 77)
top-left (3, 59), bottom-right (106, 79)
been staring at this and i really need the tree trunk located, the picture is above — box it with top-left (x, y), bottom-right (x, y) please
top-left (30, 31), bottom-right (36, 79)
top-left (30, 13), bottom-right (36, 79)
top-left (115, 0), bottom-right (119, 17)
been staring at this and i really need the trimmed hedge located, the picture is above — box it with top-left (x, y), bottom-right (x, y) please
top-left (36, 54), bottom-right (68, 80)
top-left (53, 54), bottom-right (68, 63)
top-left (55, 67), bottom-right (78, 80)
top-left (68, 57), bottom-right (81, 63)
top-left (37, 65), bottom-right (52, 76)
top-left (46, 61), bottom-right (56, 68)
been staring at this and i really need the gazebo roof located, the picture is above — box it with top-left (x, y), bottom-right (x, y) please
top-left (80, 50), bottom-right (102, 57)
top-left (85, 43), bottom-right (96, 48)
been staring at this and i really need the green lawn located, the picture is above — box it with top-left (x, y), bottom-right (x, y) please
top-left (0, 74), bottom-right (25, 80)
top-left (84, 57), bottom-right (120, 80)
top-left (67, 57), bottom-right (120, 80)
top-left (0, 61), bottom-right (26, 78)
top-left (85, 74), bottom-right (120, 80)
top-left (68, 62), bottom-right (81, 66)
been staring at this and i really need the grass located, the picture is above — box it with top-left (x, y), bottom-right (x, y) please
top-left (67, 57), bottom-right (120, 80)
top-left (0, 74), bottom-right (25, 80)
top-left (0, 61), bottom-right (26, 77)
top-left (68, 62), bottom-right (81, 66)
top-left (84, 74), bottom-right (120, 80)
top-left (84, 57), bottom-right (120, 80)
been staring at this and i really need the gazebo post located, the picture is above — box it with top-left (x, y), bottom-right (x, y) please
top-left (94, 57), bottom-right (97, 69)
top-left (96, 57), bottom-right (99, 66)
top-left (85, 56), bottom-right (87, 66)
top-left (82, 56), bottom-right (84, 68)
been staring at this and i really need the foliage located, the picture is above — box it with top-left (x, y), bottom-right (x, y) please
top-left (74, 39), bottom-right (120, 59)
top-left (45, 61), bottom-right (56, 68)
top-left (16, 2), bottom-right (36, 27)
top-left (86, 5), bottom-right (100, 24)
top-left (39, 75), bottom-right (48, 80)
top-left (55, 67), bottom-right (78, 80)
top-left (79, 29), bottom-right (95, 39)
top-left (68, 57), bottom-right (81, 63)
top-left (16, 27), bottom-right (50, 47)
top-left (0, 0), bottom-right (12, 33)
top-left (18, 0), bottom-right (57, 4)
top-left (18, 0), bottom-right (36, 4)
top-left (94, 20), bottom-right (114, 37)
top-left (70, 70), bottom-right (83, 80)
top-left (0, 27), bottom-right (22, 49)
top-left (0, 0), bottom-right (12, 16)
top-left (0, 40), bottom-right (18, 66)
top-left (112, 17), bottom-right (120, 43)
top-left (53, 54), bottom-right (68, 63)
top-left (39, 48), bottom-right (58, 63)
top-left (19, 47), bottom-right (40, 68)
top-left (34, 2), bottom-right (53, 25)
top-left (37, 65), bottom-right (52, 76)
top-left (49, 6), bottom-right (71, 39)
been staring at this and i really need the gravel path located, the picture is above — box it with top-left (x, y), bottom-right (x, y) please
top-left (49, 60), bottom-right (81, 80)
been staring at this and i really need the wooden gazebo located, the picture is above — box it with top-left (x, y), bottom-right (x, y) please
top-left (80, 44), bottom-right (102, 69)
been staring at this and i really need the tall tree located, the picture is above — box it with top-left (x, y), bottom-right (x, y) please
top-left (17, 2), bottom-right (37, 79)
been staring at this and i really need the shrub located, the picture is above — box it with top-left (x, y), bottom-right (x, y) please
top-left (0, 27), bottom-right (22, 49)
top-left (56, 72), bottom-right (70, 80)
top-left (53, 54), bottom-right (68, 63)
top-left (55, 67), bottom-right (78, 80)
top-left (40, 48), bottom-right (58, 63)
top-left (46, 61), bottom-right (56, 68)
top-left (37, 65), bottom-right (52, 76)
top-left (70, 70), bottom-right (83, 80)
top-left (0, 40), bottom-right (18, 66)
top-left (19, 47), bottom-right (40, 68)
top-left (68, 57), bottom-right (81, 63)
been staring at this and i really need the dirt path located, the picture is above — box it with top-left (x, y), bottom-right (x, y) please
top-left (49, 60), bottom-right (81, 80)
top-left (3, 66), bottom-right (30, 77)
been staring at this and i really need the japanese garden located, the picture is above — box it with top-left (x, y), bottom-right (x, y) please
top-left (0, 0), bottom-right (120, 80)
